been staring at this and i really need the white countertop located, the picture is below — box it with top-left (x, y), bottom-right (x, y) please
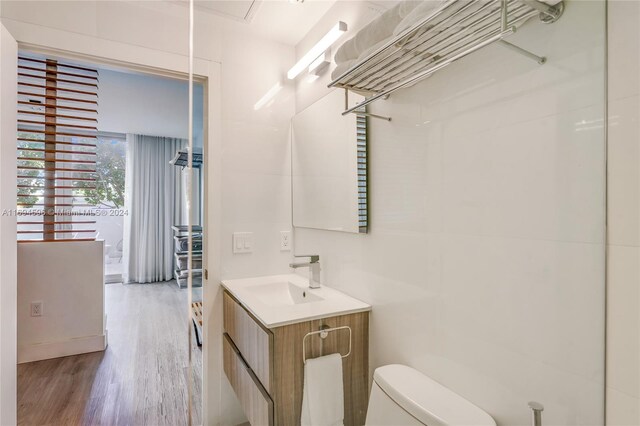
top-left (221, 274), bottom-right (371, 328)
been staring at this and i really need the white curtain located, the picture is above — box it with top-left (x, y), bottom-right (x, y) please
top-left (123, 134), bottom-right (186, 283)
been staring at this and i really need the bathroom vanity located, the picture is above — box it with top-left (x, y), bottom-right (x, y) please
top-left (221, 274), bottom-right (371, 426)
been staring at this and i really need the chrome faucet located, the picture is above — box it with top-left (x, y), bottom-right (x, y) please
top-left (289, 255), bottom-right (321, 289)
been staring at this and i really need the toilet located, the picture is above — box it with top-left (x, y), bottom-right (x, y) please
top-left (365, 365), bottom-right (496, 426)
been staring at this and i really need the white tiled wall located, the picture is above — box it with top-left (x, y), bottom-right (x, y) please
top-left (294, 1), bottom-right (607, 424)
top-left (607, 2), bottom-right (640, 424)
top-left (219, 31), bottom-right (295, 281)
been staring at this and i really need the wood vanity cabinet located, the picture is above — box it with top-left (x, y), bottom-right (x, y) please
top-left (223, 290), bottom-right (369, 426)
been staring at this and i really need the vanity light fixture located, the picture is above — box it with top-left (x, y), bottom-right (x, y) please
top-left (306, 50), bottom-right (331, 82)
top-left (287, 21), bottom-right (347, 80)
top-left (308, 50), bottom-right (331, 74)
top-left (254, 82), bottom-right (283, 110)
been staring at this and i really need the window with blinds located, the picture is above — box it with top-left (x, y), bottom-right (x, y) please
top-left (17, 56), bottom-right (99, 242)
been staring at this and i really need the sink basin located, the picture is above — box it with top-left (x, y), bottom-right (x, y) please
top-left (246, 281), bottom-right (324, 306)
top-left (222, 274), bottom-right (371, 327)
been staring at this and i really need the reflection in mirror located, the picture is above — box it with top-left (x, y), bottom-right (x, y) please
top-left (292, 90), bottom-right (367, 234)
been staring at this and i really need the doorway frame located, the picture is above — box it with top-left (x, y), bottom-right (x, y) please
top-left (2, 20), bottom-right (223, 425)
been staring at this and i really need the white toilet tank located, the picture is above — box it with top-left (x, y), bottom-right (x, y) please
top-left (365, 365), bottom-right (496, 426)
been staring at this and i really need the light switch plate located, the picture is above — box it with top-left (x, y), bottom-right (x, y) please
top-left (233, 232), bottom-right (253, 254)
top-left (280, 231), bottom-right (291, 251)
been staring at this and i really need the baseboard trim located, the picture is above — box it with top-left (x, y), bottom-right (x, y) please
top-left (18, 334), bottom-right (107, 364)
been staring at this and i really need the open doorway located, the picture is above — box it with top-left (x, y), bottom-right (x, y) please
top-left (15, 52), bottom-right (205, 425)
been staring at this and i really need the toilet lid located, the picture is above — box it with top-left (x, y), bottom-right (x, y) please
top-left (373, 365), bottom-right (496, 426)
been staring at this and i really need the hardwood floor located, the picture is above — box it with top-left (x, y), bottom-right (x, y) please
top-left (17, 281), bottom-right (202, 426)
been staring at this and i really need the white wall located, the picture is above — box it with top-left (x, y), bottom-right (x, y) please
top-left (218, 30), bottom-right (294, 282)
top-left (98, 69), bottom-right (205, 146)
top-left (606, 2), bottom-right (640, 424)
top-left (17, 241), bottom-right (106, 363)
top-left (294, 1), bottom-right (606, 425)
top-left (1, 2), bottom-right (294, 424)
top-left (0, 22), bottom-right (17, 426)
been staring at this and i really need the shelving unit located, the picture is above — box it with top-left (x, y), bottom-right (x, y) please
top-left (192, 301), bottom-right (203, 346)
top-left (172, 224), bottom-right (203, 289)
top-left (329, 0), bottom-right (564, 117)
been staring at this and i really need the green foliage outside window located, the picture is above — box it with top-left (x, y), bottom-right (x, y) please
top-left (17, 134), bottom-right (126, 210)
top-left (17, 132), bottom-right (44, 208)
top-left (78, 137), bottom-right (126, 209)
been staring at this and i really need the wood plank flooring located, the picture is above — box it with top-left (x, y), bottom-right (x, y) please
top-left (17, 281), bottom-right (202, 426)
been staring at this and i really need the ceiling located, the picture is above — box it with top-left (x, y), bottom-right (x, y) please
top-left (193, 0), bottom-right (338, 46)
top-left (193, 0), bottom-right (260, 22)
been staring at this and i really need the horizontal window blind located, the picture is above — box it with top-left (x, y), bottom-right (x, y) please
top-left (17, 56), bottom-right (99, 242)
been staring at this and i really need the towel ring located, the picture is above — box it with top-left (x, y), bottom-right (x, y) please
top-left (302, 325), bottom-right (352, 365)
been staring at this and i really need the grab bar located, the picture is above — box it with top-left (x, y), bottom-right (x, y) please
top-left (302, 325), bottom-right (352, 364)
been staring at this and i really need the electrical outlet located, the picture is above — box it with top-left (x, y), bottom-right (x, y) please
top-left (280, 231), bottom-right (291, 251)
top-left (30, 301), bottom-right (43, 317)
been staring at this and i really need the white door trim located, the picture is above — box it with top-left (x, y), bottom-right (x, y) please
top-left (0, 22), bottom-right (18, 426)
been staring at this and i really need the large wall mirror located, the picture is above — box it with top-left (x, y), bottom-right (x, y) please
top-left (292, 89), bottom-right (367, 234)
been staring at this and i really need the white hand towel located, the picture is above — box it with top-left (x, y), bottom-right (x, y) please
top-left (393, 0), bottom-right (447, 37)
top-left (331, 59), bottom-right (358, 81)
top-left (335, 1), bottom-right (421, 64)
top-left (331, 36), bottom-right (395, 81)
top-left (300, 353), bottom-right (344, 426)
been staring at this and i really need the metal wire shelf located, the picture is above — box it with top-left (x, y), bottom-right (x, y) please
top-left (328, 0), bottom-right (564, 118)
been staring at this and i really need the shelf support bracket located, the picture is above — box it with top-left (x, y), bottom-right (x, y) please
top-left (353, 111), bottom-right (392, 122)
top-left (518, 0), bottom-right (565, 24)
top-left (343, 89), bottom-right (392, 121)
top-left (502, 0), bottom-right (549, 65)
top-left (499, 40), bottom-right (547, 64)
